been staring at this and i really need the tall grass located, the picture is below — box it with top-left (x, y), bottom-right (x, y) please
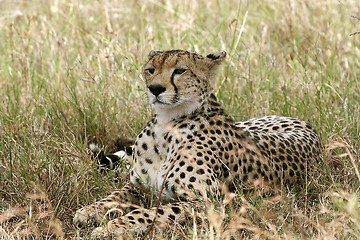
top-left (0, 0), bottom-right (359, 238)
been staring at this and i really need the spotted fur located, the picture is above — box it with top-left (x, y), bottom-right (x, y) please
top-left (74, 50), bottom-right (322, 239)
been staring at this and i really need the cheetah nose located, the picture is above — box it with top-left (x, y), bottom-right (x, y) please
top-left (148, 84), bottom-right (166, 97)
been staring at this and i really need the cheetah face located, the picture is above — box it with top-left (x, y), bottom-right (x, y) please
top-left (144, 50), bottom-right (226, 121)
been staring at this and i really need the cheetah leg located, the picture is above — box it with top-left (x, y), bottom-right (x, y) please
top-left (90, 202), bottom-right (194, 239)
top-left (74, 183), bottom-right (146, 226)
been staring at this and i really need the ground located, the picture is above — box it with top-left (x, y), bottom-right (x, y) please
top-left (0, 0), bottom-right (359, 239)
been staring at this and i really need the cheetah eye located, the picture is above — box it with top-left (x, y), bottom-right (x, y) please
top-left (145, 68), bottom-right (155, 74)
top-left (173, 68), bottom-right (187, 75)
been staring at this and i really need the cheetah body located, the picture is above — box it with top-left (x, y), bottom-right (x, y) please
top-left (74, 50), bottom-right (322, 238)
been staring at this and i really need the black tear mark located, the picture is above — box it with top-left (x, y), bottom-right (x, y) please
top-left (170, 70), bottom-right (179, 102)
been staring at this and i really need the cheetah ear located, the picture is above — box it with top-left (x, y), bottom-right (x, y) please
top-left (206, 51), bottom-right (227, 62)
top-left (148, 50), bottom-right (163, 59)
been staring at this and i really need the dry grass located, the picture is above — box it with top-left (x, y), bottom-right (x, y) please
top-left (0, 0), bottom-right (359, 239)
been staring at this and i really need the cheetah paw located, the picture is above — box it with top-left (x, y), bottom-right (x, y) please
top-left (73, 207), bottom-right (104, 226)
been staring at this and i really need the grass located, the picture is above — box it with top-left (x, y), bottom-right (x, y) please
top-left (0, 0), bottom-right (359, 239)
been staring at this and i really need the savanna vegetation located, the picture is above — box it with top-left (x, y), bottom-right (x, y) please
top-left (0, 0), bottom-right (359, 239)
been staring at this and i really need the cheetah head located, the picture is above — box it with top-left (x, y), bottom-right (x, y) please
top-left (144, 50), bottom-right (226, 122)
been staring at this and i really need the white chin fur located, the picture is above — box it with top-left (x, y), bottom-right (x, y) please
top-left (152, 98), bottom-right (202, 122)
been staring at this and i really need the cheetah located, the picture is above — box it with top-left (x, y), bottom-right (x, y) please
top-left (74, 50), bottom-right (322, 238)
